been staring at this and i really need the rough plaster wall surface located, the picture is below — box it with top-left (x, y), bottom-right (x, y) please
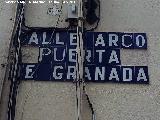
top-left (4, 0), bottom-right (160, 120)
top-left (24, 0), bottom-right (72, 28)
top-left (0, 1), bottom-right (16, 98)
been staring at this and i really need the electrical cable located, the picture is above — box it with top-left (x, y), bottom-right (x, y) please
top-left (7, 1), bottom-right (25, 120)
top-left (75, 0), bottom-right (96, 120)
top-left (83, 83), bottom-right (96, 120)
top-left (84, 0), bottom-right (100, 32)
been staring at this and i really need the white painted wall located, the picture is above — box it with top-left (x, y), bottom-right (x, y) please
top-left (1, 0), bottom-right (160, 120)
top-left (0, 1), bottom-right (16, 98)
top-left (0, 2), bottom-right (17, 119)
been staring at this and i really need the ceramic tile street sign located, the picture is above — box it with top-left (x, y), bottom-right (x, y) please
top-left (20, 31), bottom-right (149, 84)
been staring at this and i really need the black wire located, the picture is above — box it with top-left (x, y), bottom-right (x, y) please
top-left (7, 1), bottom-right (24, 120)
top-left (76, 21), bottom-right (96, 120)
top-left (21, 17), bottom-right (70, 32)
top-left (84, 0), bottom-right (100, 32)
top-left (83, 85), bottom-right (96, 120)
